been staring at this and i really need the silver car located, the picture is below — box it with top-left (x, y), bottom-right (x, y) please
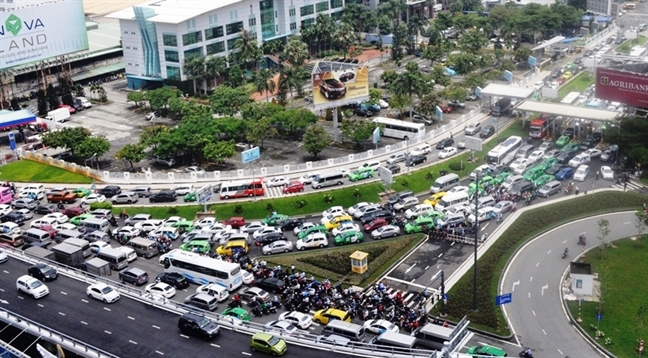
top-left (111, 192), bottom-right (139, 205)
top-left (261, 240), bottom-right (294, 255)
top-left (386, 153), bottom-right (408, 164)
top-left (11, 198), bottom-right (37, 210)
top-left (371, 225), bottom-right (401, 239)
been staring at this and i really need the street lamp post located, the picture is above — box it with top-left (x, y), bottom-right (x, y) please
top-left (473, 174), bottom-right (480, 311)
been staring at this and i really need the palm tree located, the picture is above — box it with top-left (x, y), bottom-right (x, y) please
top-left (390, 61), bottom-right (426, 115)
top-left (254, 69), bottom-right (277, 102)
top-left (342, 3), bottom-right (369, 32)
top-left (183, 56), bottom-right (205, 95)
top-left (379, 0), bottom-right (408, 27)
top-left (300, 24), bottom-right (318, 55)
top-left (278, 66), bottom-right (302, 106)
top-left (234, 29), bottom-right (261, 70)
top-left (332, 22), bottom-right (358, 58)
top-left (89, 83), bottom-right (102, 100)
top-left (284, 38), bottom-right (309, 67)
top-left (205, 56), bottom-right (228, 90)
top-left (407, 15), bottom-right (426, 53)
top-left (315, 14), bottom-right (334, 53)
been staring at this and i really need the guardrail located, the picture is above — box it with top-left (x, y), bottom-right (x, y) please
top-left (2, 245), bottom-right (439, 358)
top-left (18, 106), bottom-right (489, 186)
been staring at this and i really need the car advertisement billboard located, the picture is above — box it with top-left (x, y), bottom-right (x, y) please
top-left (312, 66), bottom-right (370, 110)
top-left (595, 68), bottom-right (648, 108)
top-left (0, 1), bottom-right (89, 70)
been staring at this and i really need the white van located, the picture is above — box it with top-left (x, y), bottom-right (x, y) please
top-left (22, 228), bottom-right (51, 246)
top-left (115, 246), bottom-right (138, 262)
top-left (312, 171), bottom-right (345, 189)
top-left (405, 204), bottom-right (435, 220)
top-left (81, 218), bottom-right (110, 233)
top-left (515, 144), bottom-right (535, 159)
top-left (429, 173), bottom-right (460, 193)
top-left (54, 229), bottom-right (84, 244)
top-left (128, 237), bottom-right (159, 258)
top-left (96, 247), bottom-right (128, 270)
top-left (0, 222), bottom-right (22, 236)
top-left (74, 96), bottom-right (92, 108)
top-left (197, 283), bottom-right (230, 302)
top-left (435, 191), bottom-right (470, 212)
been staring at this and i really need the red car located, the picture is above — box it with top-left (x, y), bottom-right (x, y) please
top-left (440, 105), bottom-right (453, 113)
top-left (58, 104), bottom-right (76, 114)
top-left (224, 216), bottom-right (246, 229)
top-left (364, 218), bottom-right (389, 232)
top-left (282, 181), bottom-right (304, 194)
top-left (62, 207), bottom-right (86, 218)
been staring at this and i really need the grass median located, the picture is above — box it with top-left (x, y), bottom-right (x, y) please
top-left (0, 160), bottom-right (93, 184)
top-left (558, 72), bottom-right (595, 100)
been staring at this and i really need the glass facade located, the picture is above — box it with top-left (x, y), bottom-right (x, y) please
top-left (226, 21), bottom-right (244, 35)
top-left (260, 0), bottom-right (276, 40)
top-left (163, 34), bottom-right (177, 47)
top-left (166, 66), bottom-right (180, 80)
top-left (206, 42), bottom-right (226, 55)
top-left (331, 10), bottom-right (343, 20)
top-left (301, 18), bottom-right (315, 27)
top-left (164, 50), bottom-right (179, 62)
top-left (331, 0), bottom-right (343, 8)
top-left (205, 26), bottom-right (224, 40)
top-left (182, 31), bottom-right (202, 46)
top-left (134, 6), bottom-right (161, 77)
top-left (316, 1), bottom-right (329, 12)
top-left (300, 4), bottom-right (314, 16)
top-left (184, 47), bottom-right (203, 58)
top-left (227, 37), bottom-right (238, 51)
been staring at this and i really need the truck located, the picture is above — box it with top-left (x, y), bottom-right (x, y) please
top-left (490, 97), bottom-right (512, 117)
top-left (85, 257), bottom-right (110, 277)
top-left (529, 116), bottom-right (553, 139)
top-left (51, 243), bottom-right (84, 268)
top-left (46, 191), bottom-right (77, 204)
top-left (45, 108), bottom-right (70, 123)
top-left (74, 97), bottom-right (92, 109)
top-left (24, 246), bottom-right (55, 261)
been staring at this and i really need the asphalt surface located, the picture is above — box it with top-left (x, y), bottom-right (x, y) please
top-left (501, 212), bottom-right (642, 357)
top-left (0, 257), bottom-right (350, 358)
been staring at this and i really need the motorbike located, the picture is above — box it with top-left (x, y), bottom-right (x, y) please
top-left (562, 248), bottom-right (569, 259)
top-left (251, 306), bottom-right (263, 317)
top-left (519, 349), bottom-right (534, 358)
top-left (227, 299), bottom-right (242, 309)
top-left (578, 233), bottom-right (586, 246)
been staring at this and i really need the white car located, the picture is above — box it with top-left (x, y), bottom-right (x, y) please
top-left (30, 217), bottom-right (57, 229)
top-left (410, 144), bottom-right (432, 156)
top-left (113, 226), bottom-right (141, 238)
top-left (577, 94), bottom-right (588, 105)
top-left (264, 320), bottom-right (298, 335)
top-left (438, 147), bottom-right (458, 159)
top-left (194, 217), bottom-right (217, 229)
top-left (371, 225), bottom-right (401, 239)
top-left (378, 99), bottom-right (390, 109)
top-left (296, 233), bottom-right (328, 250)
top-left (52, 223), bottom-right (77, 231)
top-left (331, 222), bottom-right (360, 237)
top-left (569, 154), bottom-right (591, 168)
top-left (15, 208), bottom-right (33, 220)
top-left (145, 282), bottom-right (176, 298)
top-left (321, 212), bottom-right (345, 225)
top-left (171, 185), bottom-right (193, 196)
top-left (502, 175), bottom-right (524, 190)
top-left (573, 165), bottom-right (590, 182)
top-left (90, 241), bottom-right (111, 253)
top-left (293, 222), bottom-right (316, 236)
top-left (0, 249), bottom-right (7, 264)
top-left (185, 166), bottom-right (206, 175)
top-left (527, 150), bottom-right (545, 163)
top-left (16, 275), bottom-right (49, 299)
top-left (543, 149), bottom-right (560, 159)
top-left (583, 148), bottom-right (602, 158)
top-left (267, 176), bottom-right (289, 187)
top-left (298, 173), bottom-right (318, 184)
top-left (241, 270), bottom-right (255, 285)
top-left (87, 283), bottom-right (121, 303)
top-left (163, 216), bottom-right (186, 226)
top-left (134, 219), bottom-right (164, 232)
top-left (550, 81), bottom-right (560, 89)
top-left (347, 202), bottom-right (370, 216)
top-left (82, 194), bottom-right (106, 204)
top-left (322, 206), bottom-right (346, 218)
top-left (600, 166), bottom-right (614, 180)
top-left (115, 246), bottom-right (138, 262)
top-left (447, 185), bottom-right (469, 194)
top-left (386, 153), bottom-right (408, 164)
top-left (469, 165), bottom-right (491, 181)
top-left (278, 311), bottom-right (313, 330)
top-left (467, 207), bottom-right (497, 224)
top-left (241, 221), bottom-right (267, 234)
top-left (363, 319), bottom-right (400, 334)
top-left (0, 204), bottom-right (11, 216)
top-left (43, 212), bottom-right (69, 224)
top-left (510, 159), bottom-right (532, 175)
top-left (253, 226), bottom-right (281, 239)
top-left (532, 81), bottom-right (544, 91)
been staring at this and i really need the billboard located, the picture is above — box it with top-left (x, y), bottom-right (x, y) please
top-left (596, 68), bottom-right (648, 108)
top-left (0, 1), bottom-right (89, 70)
top-left (312, 66), bottom-right (370, 110)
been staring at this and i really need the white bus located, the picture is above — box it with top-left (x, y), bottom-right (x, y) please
top-left (162, 250), bottom-right (243, 291)
top-left (486, 136), bottom-right (523, 165)
top-left (561, 92), bottom-right (580, 105)
top-left (372, 117), bottom-right (425, 140)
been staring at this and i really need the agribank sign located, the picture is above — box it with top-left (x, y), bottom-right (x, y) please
top-left (0, 1), bottom-right (88, 70)
top-left (595, 68), bottom-right (648, 108)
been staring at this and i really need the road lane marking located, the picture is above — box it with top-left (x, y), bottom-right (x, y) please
top-left (410, 278), bottom-right (416, 282)
top-left (546, 250), bottom-right (551, 254)
top-left (536, 262), bottom-right (539, 267)
top-left (60, 291), bottom-right (67, 295)
top-left (156, 351), bottom-right (164, 355)
top-left (180, 334), bottom-right (189, 339)
top-left (81, 321), bottom-right (87, 325)
top-left (624, 222), bottom-right (631, 224)
top-left (103, 307), bottom-right (111, 311)
top-left (532, 310), bottom-right (536, 316)
top-left (450, 242), bottom-right (455, 246)
top-left (129, 340), bottom-right (137, 345)
top-left (105, 330), bottom-right (111, 335)
top-left (17, 296), bottom-right (23, 300)
top-left (405, 263), bottom-right (417, 273)
top-left (512, 280), bottom-right (519, 292)
top-left (558, 349), bottom-right (563, 355)
top-left (481, 223), bottom-right (489, 231)
top-left (424, 265), bottom-right (430, 270)
top-left (3, 270), bottom-right (9, 274)
top-left (528, 292), bottom-right (531, 298)
top-left (81, 299), bottom-right (88, 303)
top-left (530, 276), bottom-right (533, 282)
top-left (542, 329), bottom-right (547, 335)
top-left (437, 253), bottom-right (443, 258)
top-left (58, 312), bottom-right (65, 316)
top-left (211, 343), bottom-right (220, 348)
top-left (128, 316), bottom-right (135, 320)
top-left (37, 304), bottom-right (43, 308)
top-left (541, 284), bottom-right (548, 296)
top-left (562, 240), bottom-right (567, 244)
top-left (0, 288), bottom-right (4, 292)
top-left (242, 353), bottom-right (252, 356)
top-left (152, 325), bottom-right (160, 329)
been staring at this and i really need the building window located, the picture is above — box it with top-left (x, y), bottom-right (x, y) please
top-left (316, 1), bottom-right (329, 12)
top-left (301, 18), bottom-right (315, 27)
top-left (205, 26), bottom-right (224, 40)
top-left (126, 46), bottom-right (131, 49)
top-left (167, 66), bottom-right (180, 81)
top-left (331, 10), bottom-right (343, 20)
top-left (163, 34), bottom-right (178, 47)
top-left (131, 32), bottom-right (135, 34)
top-left (227, 37), bottom-right (238, 51)
top-left (182, 31), bottom-right (202, 46)
top-left (226, 21), bottom-right (244, 35)
top-left (249, 17), bottom-right (257, 26)
top-left (229, 10), bottom-right (238, 20)
top-left (290, 22), bottom-right (297, 30)
top-left (260, 0), bottom-right (274, 10)
top-left (186, 19), bottom-right (196, 30)
top-left (165, 50), bottom-right (179, 63)
top-left (206, 42), bottom-right (226, 55)
top-left (289, 8), bottom-right (296, 16)
top-left (330, 0), bottom-right (343, 8)
top-left (124, 31), bottom-right (129, 34)
top-left (576, 279), bottom-right (583, 289)
top-left (300, 4), bottom-right (314, 16)
top-left (184, 47), bottom-right (203, 59)
top-left (209, 14), bottom-right (218, 25)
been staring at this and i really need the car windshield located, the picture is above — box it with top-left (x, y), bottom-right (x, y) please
top-left (29, 280), bottom-right (43, 289)
top-left (198, 317), bottom-right (212, 328)
top-left (101, 286), bottom-right (113, 294)
top-left (41, 266), bottom-right (55, 274)
top-left (267, 336), bottom-right (281, 346)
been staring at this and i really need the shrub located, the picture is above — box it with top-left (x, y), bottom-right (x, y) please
top-left (293, 200), bottom-right (307, 209)
top-left (323, 194), bottom-right (335, 203)
top-left (449, 162), bottom-right (464, 171)
top-left (266, 203), bottom-right (275, 212)
top-left (400, 179), bottom-right (409, 187)
top-left (167, 207), bottom-right (178, 215)
top-left (425, 171), bottom-right (435, 180)
top-left (234, 205), bottom-right (243, 214)
top-left (90, 202), bottom-right (112, 210)
top-left (354, 189), bottom-right (362, 198)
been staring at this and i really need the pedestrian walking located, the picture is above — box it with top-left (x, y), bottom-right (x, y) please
top-left (596, 170), bottom-right (599, 180)
top-left (291, 264), bottom-right (295, 275)
top-left (575, 186), bottom-right (579, 195)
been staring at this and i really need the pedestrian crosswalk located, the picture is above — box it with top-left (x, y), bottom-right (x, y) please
top-left (610, 180), bottom-right (646, 191)
top-left (363, 285), bottom-right (423, 309)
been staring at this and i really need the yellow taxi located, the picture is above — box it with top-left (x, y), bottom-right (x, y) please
top-left (216, 240), bottom-right (249, 256)
top-left (312, 308), bottom-right (351, 325)
top-left (324, 215), bottom-right (353, 231)
top-left (424, 191), bottom-right (446, 207)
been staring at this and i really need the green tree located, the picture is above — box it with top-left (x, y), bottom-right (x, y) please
top-left (389, 93), bottom-right (409, 117)
top-left (391, 23), bottom-right (409, 61)
top-left (37, 89), bottom-right (47, 116)
top-left (332, 22), bottom-right (358, 58)
top-left (205, 56), bottom-right (228, 90)
top-left (210, 85), bottom-right (252, 116)
top-left (407, 14), bottom-right (426, 54)
top-left (462, 72), bottom-right (487, 93)
top-left (214, 117), bottom-right (249, 140)
top-left (300, 24), bottom-right (318, 55)
top-left (390, 61), bottom-right (426, 115)
top-left (148, 87), bottom-right (182, 109)
top-left (246, 117), bottom-right (278, 150)
top-left (441, 84), bottom-right (469, 102)
top-left (277, 66), bottom-right (303, 106)
top-left (115, 144), bottom-right (146, 170)
top-left (602, 117), bottom-right (648, 167)
top-left (127, 91), bottom-right (147, 107)
top-left (271, 108), bottom-right (318, 134)
top-left (241, 102), bottom-right (284, 122)
top-left (58, 77), bottom-right (74, 106)
top-left (227, 65), bottom-right (245, 88)
top-left (183, 55), bottom-right (205, 95)
top-left (314, 14), bottom-right (334, 53)
top-left (379, 0), bottom-right (407, 27)
top-left (429, 65), bottom-right (451, 88)
top-left (367, 88), bottom-right (382, 106)
top-left (597, 218), bottom-right (610, 259)
top-left (458, 28), bottom-right (488, 54)
top-left (75, 136), bottom-right (111, 160)
top-left (234, 29), bottom-right (262, 70)
top-left (421, 44), bottom-right (446, 67)
top-left (253, 69), bottom-right (277, 102)
top-left (380, 70), bottom-right (398, 87)
top-left (340, 119), bottom-right (375, 147)
top-left (447, 53), bottom-right (478, 75)
top-left (342, 3), bottom-right (376, 32)
top-left (302, 124), bottom-right (331, 158)
top-left (514, 46), bottom-right (532, 63)
top-left (203, 140), bottom-right (236, 164)
top-left (41, 127), bottom-right (91, 156)
top-left (417, 93), bottom-right (442, 117)
top-left (284, 38), bottom-right (309, 66)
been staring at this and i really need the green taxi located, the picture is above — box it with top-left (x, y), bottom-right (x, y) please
top-left (404, 216), bottom-right (435, 234)
top-left (72, 188), bottom-right (92, 198)
top-left (250, 333), bottom-right (287, 356)
top-left (297, 225), bottom-right (327, 240)
top-left (223, 307), bottom-right (252, 322)
top-left (70, 213), bottom-right (94, 226)
top-left (333, 231), bottom-right (364, 246)
top-left (183, 191), bottom-right (197, 202)
top-left (262, 213), bottom-right (289, 226)
top-left (533, 174), bottom-right (554, 187)
top-left (555, 135), bottom-right (570, 148)
top-left (348, 167), bottom-right (374, 182)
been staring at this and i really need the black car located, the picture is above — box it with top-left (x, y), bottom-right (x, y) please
top-left (353, 107), bottom-right (373, 117)
top-left (563, 127), bottom-right (575, 139)
top-left (279, 218), bottom-right (304, 231)
top-left (97, 186), bottom-right (121, 197)
top-left (480, 125), bottom-right (495, 138)
top-left (361, 210), bottom-right (394, 225)
top-left (436, 138), bottom-right (454, 149)
top-left (411, 114), bottom-right (434, 125)
top-left (156, 272), bottom-right (190, 289)
top-left (574, 57), bottom-right (583, 64)
top-left (397, 110), bottom-right (424, 119)
top-left (256, 277), bottom-right (285, 294)
top-left (35, 204), bottom-right (57, 215)
top-left (447, 100), bottom-right (465, 109)
top-left (178, 312), bottom-right (220, 340)
top-left (255, 232), bottom-right (285, 247)
top-left (386, 164), bottom-right (401, 174)
top-left (149, 190), bottom-right (177, 203)
top-left (509, 180), bottom-right (534, 196)
top-left (118, 267), bottom-right (149, 286)
top-left (28, 263), bottom-right (58, 281)
top-left (545, 163), bottom-right (566, 175)
top-left (73, 103), bottom-right (84, 112)
top-left (406, 155), bottom-right (427, 166)
top-left (1, 212), bottom-right (27, 224)
top-left (556, 151), bottom-right (575, 165)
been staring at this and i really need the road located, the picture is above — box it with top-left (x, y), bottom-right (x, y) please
top-left (0, 257), bottom-right (350, 358)
top-left (500, 212), bottom-right (642, 357)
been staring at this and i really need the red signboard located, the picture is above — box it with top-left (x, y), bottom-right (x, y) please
top-left (595, 68), bottom-right (648, 108)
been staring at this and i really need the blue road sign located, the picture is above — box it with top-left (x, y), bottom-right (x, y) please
top-left (372, 127), bottom-right (381, 144)
top-left (528, 55), bottom-right (537, 66)
top-left (242, 147), bottom-right (260, 164)
top-left (504, 70), bottom-right (513, 82)
top-left (8, 132), bottom-right (15, 151)
top-left (436, 106), bottom-right (443, 122)
top-left (495, 293), bottom-right (512, 306)
top-left (597, 313), bottom-right (602, 321)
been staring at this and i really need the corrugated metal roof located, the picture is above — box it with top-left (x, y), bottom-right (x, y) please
top-left (515, 101), bottom-right (619, 121)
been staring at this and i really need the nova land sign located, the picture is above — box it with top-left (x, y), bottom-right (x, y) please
top-left (0, 0), bottom-right (88, 70)
top-left (595, 68), bottom-right (648, 108)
